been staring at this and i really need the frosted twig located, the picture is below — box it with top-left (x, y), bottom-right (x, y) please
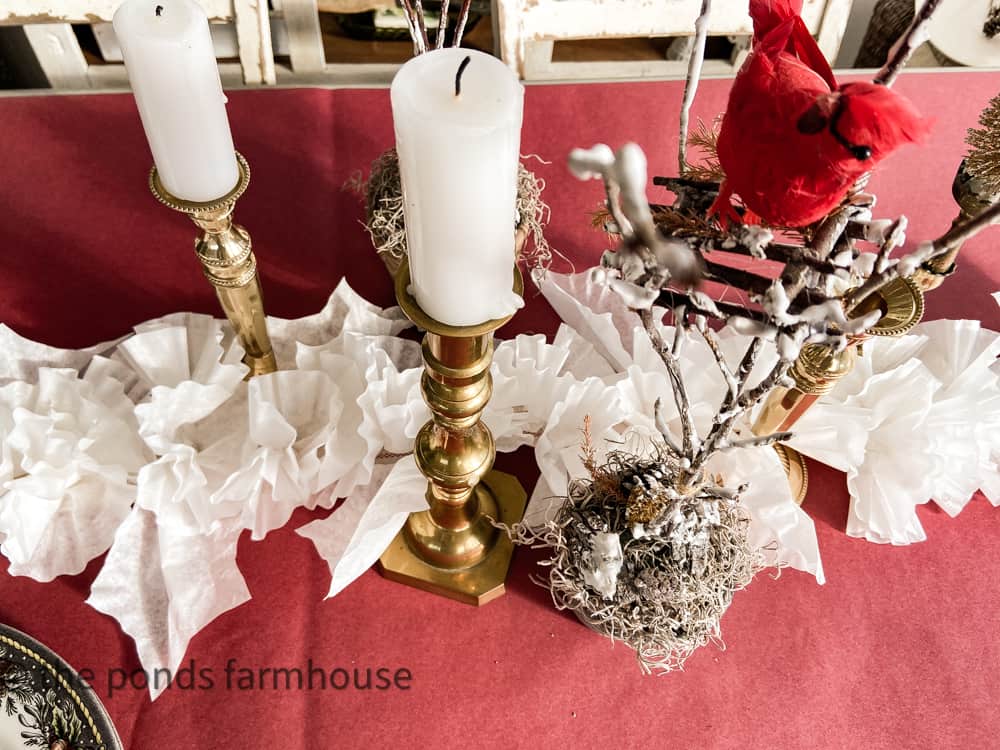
top-left (399, 0), bottom-right (426, 54)
top-left (453, 0), bottom-right (473, 47)
top-left (642, 309), bottom-right (698, 459)
top-left (737, 359), bottom-right (792, 411)
top-left (679, 0), bottom-right (713, 175)
top-left (874, 0), bottom-right (944, 87)
top-left (412, 0), bottom-right (430, 50)
top-left (436, 0), bottom-right (450, 49)
top-left (734, 337), bottom-right (763, 389)
top-left (653, 398), bottom-right (684, 457)
top-left (809, 204), bottom-right (855, 261)
top-left (671, 305), bottom-right (687, 357)
top-left (720, 431), bottom-right (794, 451)
top-left (695, 317), bottom-right (738, 401)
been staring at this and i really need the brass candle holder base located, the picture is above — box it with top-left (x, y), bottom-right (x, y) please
top-left (149, 152), bottom-right (277, 377)
top-left (754, 276), bottom-right (925, 502)
top-left (774, 444), bottom-right (809, 505)
top-left (380, 470), bottom-right (527, 605)
top-left (378, 259), bottom-right (527, 606)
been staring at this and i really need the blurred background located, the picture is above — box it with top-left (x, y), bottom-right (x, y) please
top-left (0, 0), bottom-right (988, 91)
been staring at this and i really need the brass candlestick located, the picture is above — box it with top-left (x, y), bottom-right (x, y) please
top-left (753, 276), bottom-right (925, 503)
top-left (378, 259), bottom-right (528, 606)
top-left (149, 152), bottom-right (277, 376)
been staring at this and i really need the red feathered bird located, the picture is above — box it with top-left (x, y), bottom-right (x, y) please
top-left (709, 0), bottom-right (930, 228)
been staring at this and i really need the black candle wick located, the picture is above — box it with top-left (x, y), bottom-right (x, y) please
top-left (454, 55), bottom-right (471, 97)
top-left (155, 5), bottom-right (163, 16)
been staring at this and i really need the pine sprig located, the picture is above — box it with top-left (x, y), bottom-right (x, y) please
top-left (682, 117), bottom-right (726, 184)
top-left (965, 93), bottom-right (1000, 196)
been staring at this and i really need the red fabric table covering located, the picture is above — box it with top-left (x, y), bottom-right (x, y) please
top-left (1, 73), bottom-right (999, 748)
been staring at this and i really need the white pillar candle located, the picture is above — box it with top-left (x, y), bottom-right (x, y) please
top-left (391, 48), bottom-right (525, 327)
top-left (114, 0), bottom-right (239, 203)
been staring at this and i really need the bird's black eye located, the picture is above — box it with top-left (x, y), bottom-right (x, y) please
top-left (829, 95), bottom-right (873, 161)
top-left (850, 145), bottom-right (872, 161)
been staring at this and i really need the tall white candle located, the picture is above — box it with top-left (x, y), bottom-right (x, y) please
top-left (391, 48), bottom-right (525, 327)
top-left (114, 0), bottom-right (239, 202)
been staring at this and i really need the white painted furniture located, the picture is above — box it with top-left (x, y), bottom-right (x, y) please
top-left (0, 0), bottom-right (399, 89)
top-left (1, 0), bottom-right (276, 87)
top-left (2, 0), bottom-right (856, 88)
top-left (495, 0), bottom-right (855, 80)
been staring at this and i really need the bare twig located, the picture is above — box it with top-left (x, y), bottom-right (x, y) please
top-left (874, 0), bottom-right (944, 87)
top-left (679, 0), bottom-right (713, 175)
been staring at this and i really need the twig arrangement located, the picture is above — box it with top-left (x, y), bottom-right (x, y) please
top-left (514, 0), bottom-right (1000, 672)
top-left (400, 0), bottom-right (473, 54)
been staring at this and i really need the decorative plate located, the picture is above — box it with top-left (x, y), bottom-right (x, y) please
top-left (0, 623), bottom-right (122, 750)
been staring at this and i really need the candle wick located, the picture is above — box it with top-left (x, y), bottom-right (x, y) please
top-left (155, 4), bottom-right (163, 16)
top-left (454, 55), bottom-right (471, 97)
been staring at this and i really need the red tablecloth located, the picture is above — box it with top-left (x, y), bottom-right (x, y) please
top-left (1, 73), bottom-right (999, 749)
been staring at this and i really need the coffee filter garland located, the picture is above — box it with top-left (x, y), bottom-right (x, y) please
top-left (786, 310), bottom-right (1000, 544)
top-left (0, 266), bottom-right (995, 692)
top-left (0, 358), bottom-right (148, 582)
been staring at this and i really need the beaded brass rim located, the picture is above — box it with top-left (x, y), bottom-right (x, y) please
top-left (774, 444), bottom-right (809, 505)
top-left (149, 151), bottom-right (250, 214)
top-left (394, 258), bottom-right (524, 338)
top-left (867, 276), bottom-right (925, 338)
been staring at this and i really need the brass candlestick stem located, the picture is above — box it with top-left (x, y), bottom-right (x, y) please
top-left (149, 152), bottom-right (277, 376)
top-left (379, 259), bottom-right (528, 606)
top-left (753, 276), bottom-right (925, 503)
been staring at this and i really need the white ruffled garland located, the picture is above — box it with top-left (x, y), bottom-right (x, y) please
top-left (0, 274), bottom-right (996, 698)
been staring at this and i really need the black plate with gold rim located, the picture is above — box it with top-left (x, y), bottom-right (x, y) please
top-left (0, 623), bottom-right (122, 750)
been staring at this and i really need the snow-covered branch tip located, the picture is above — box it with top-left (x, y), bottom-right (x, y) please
top-left (874, 0), bottom-right (944, 87)
top-left (679, 0), bottom-right (713, 175)
top-left (569, 142), bottom-right (702, 295)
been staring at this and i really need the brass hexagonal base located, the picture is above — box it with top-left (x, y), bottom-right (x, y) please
top-left (378, 470), bottom-right (528, 606)
top-left (774, 444), bottom-right (809, 505)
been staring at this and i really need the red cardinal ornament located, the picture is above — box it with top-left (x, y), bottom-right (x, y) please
top-left (709, 0), bottom-right (930, 228)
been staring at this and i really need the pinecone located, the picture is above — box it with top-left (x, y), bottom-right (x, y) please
top-left (619, 460), bottom-right (671, 523)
